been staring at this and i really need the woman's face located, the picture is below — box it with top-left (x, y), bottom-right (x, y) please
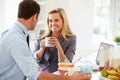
top-left (48, 13), bottom-right (63, 33)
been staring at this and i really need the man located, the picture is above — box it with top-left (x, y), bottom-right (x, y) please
top-left (0, 0), bottom-right (91, 80)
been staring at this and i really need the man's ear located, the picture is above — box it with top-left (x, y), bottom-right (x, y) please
top-left (34, 13), bottom-right (39, 20)
top-left (31, 13), bottom-right (38, 21)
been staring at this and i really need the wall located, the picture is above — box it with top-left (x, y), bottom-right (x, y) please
top-left (0, 0), bottom-right (5, 31)
top-left (0, 0), bottom-right (5, 26)
top-left (68, 0), bottom-right (96, 58)
top-left (45, 0), bottom-right (68, 13)
top-left (0, 0), bottom-right (21, 31)
top-left (68, 0), bottom-right (94, 49)
top-left (4, 0), bottom-right (21, 28)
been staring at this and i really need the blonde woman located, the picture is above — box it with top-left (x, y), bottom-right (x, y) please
top-left (33, 8), bottom-right (76, 73)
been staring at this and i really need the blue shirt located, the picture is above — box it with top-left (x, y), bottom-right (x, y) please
top-left (0, 21), bottom-right (40, 80)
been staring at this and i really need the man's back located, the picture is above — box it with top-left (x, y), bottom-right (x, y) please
top-left (0, 25), bottom-right (25, 80)
top-left (0, 21), bottom-right (40, 80)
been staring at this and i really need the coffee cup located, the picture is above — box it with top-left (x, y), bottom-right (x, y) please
top-left (45, 37), bottom-right (54, 47)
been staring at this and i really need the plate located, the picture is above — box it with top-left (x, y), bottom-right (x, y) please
top-left (97, 72), bottom-right (111, 80)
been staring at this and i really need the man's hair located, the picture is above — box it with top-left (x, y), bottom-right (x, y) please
top-left (18, 0), bottom-right (40, 19)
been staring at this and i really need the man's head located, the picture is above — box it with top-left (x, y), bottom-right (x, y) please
top-left (18, 0), bottom-right (40, 30)
top-left (18, 0), bottom-right (40, 19)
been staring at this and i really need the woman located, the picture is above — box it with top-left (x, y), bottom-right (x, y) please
top-left (33, 8), bottom-right (76, 73)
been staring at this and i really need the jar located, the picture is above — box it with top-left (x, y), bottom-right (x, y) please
top-left (112, 46), bottom-right (120, 67)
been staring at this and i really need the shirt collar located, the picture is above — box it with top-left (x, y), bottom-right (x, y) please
top-left (15, 21), bottom-right (29, 37)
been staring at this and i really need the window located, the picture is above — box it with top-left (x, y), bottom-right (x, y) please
top-left (92, 0), bottom-right (115, 47)
top-left (111, 0), bottom-right (120, 39)
top-left (118, 1), bottom-right (120, 34)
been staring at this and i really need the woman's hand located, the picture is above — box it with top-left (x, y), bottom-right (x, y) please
top-left (47, 37), bottom-right (60, 48)
top-left (46, 37), bottom-right (65, 62)
top-left (36, 39), bottom-right (46, 58)
top-left (40, 39), bottom-right (46, 49)
top-left (70, 71), bottom-right (92, 80)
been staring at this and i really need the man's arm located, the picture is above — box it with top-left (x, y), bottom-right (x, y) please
top-left (37, 71), bottom-right (92, 80)
top-left (37, 72), bottom-right (71, 80)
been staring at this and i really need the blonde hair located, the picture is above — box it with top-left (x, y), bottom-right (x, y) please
top-left (41, 8), bottom-right (74, 39)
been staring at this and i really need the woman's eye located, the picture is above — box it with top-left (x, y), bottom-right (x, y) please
top-left (49, 20), bottom-right (52, 22)
top-left (55, 19), bottom-right (59, 22)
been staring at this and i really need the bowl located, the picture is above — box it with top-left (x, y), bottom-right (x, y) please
top-left (58, 62), bottom-right (74, 68)
top-left (58, 68), bottom-right (68, 75)
top-left (58, 62), bottom-right (74, 75)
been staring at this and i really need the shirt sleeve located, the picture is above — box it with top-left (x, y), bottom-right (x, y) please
top-left (8, 33), bottom-right (40, 80)
top-left (32, 39), bottom-right (40, 54)
top-left (32, 39), bottom-right (43, 62)
top-left (64, 35), bottom-right (76, 62)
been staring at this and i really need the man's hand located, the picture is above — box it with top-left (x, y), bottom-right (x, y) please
top-left (70, 71), bottom-right (91, 80)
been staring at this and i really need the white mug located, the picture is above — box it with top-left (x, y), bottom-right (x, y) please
top-left (45, 37), bottom-right (54, 47)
